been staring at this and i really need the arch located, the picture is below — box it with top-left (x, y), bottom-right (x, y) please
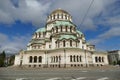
top-left (61, 14), bottom-right (63, 19)
top-left (29, 56), bottom-right (32, 63)
top-left (39, 56), bottom-right (42, 63)
top-left (70, 55), bottom-right (72, 62)
top-left (34, 56), bottom-right (37, 63)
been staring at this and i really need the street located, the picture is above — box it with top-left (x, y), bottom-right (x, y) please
top-left (0, 66), bottom-right (120, 80)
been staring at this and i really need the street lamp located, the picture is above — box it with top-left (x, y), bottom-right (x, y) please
top-left (64, 49), bottom-right (66, 68)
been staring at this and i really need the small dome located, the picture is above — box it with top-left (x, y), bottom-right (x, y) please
top-left (36, 28), bottom-right (45, 33)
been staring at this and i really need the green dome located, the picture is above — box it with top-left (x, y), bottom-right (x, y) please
top-left (36, 28), bottom-right (45, 33)
top-left (59, 35), bottom-right (77, 40)
top-left (77, 30), bottom-right (83, 35)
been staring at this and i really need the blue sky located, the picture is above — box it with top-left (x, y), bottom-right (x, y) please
top-left (0, 0), bottom-right (120, 53)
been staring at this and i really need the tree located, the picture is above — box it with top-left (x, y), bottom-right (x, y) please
top-left (0, 51), bottom-right (6, 67)
top-left (113, 61), bottom-right (117, 65)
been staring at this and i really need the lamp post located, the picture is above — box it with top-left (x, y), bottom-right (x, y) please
top-left (59, 55), bottom-right (61, 68)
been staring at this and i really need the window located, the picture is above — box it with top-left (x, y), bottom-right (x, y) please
top-left (56, 56), bottom-right (58, 62)
top-left (70, 26), bottom-right (72, 32)
top-left (77, 55), bottom-right (79, 62)
top-left (63, 40), bottom-right (66, 47)
top-left (99, 57), bottom-right (101, 62)
top-left (53, 15), bottom-right (55, 19)
top-left (29, 56), bottom-right (32, 63)
top-left (70, 55), bottom-right (72, 62)
top-left (60, 26), bottom-right (62, 32)
top-left (73, 55), bottom-right (76, 62)
top-left (65, 26), bottom-right (68, 32)
top-left (56, 27), bottom-right (58, 33)
top-left (57, 14), bottom-right (59, 19)
top-left (61, 14), bottom-right (63, 19)
top-left (34, 56), bottom-right (37, 63)
top-left (39, 56), bottom-right (42, 63)
top-left (95, 57), bottom-right (98, 62)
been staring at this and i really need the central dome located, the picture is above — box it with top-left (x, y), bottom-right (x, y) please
top-left (47, 8), bottom-right (72, 23)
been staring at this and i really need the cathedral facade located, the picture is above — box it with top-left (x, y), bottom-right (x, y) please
top-left (14, 9), bottom-right (108, 68)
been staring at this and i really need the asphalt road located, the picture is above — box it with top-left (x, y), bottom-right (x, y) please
top-left (0, 67), bottom-right (120, 80)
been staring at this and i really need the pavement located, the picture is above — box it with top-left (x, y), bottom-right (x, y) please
top-left (0, 66), bottom-right (120, 80)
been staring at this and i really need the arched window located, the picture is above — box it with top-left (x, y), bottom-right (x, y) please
top-left (34, 56), bottom-right (37, 63)
top-left (56, 27), bottom-right (58, 33)
top-left (56, 56), bottom-right (58, 62)
top-left (29, 56), bottom-right (32, 63)
top-left (77, 55), bottom-right (79, 62)
top-left (70, 40), bottom-right (72, 47)
top-left (65, 26), bottom-right (68, 32)
top-left (79, 56), bottom-right (82, 62)
top-left (73, 55), bottom-right (76, 62)
top-left (70, 55), bottom-right (72, 62)
top-left (39, 56), bottom-right (42, 63)
top-left (65, 15), bottom-right (67, 19)
top-left (99, 57), bottom-right (101, 62)
top-left (63, 40), bottom-right (66, 47)
top-left (53, 15), bottom-right (55, 19)
top-left (95, 57), bottom-right (98, 62)
top-left (60, 25), bottom-right (62, 32)
top-left (57, 14), bottom-right (59, 19)
top-left (61, 14), bottom-right (63, 19)
top-left (39, 33), bottom-right (41, 38)
top-left (70, 26), bottom-right (72, 32)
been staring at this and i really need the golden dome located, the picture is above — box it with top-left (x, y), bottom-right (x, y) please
top-left (50, 8), bottom-right (70, 15)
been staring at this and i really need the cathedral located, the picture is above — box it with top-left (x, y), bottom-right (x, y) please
top-left (14, 9), bottom-right (108, 68)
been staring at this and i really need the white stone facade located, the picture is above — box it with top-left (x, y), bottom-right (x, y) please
top-left (14, 9), bottom-right (108, 68)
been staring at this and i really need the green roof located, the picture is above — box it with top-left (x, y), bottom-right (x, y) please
top-left (59, 35), bottom-right (77, 40)
top-left (36, 28), bottom-right (45, 33)
top-left (53, 21), bottom-right (74, 27)
top-left (77, 30), bottom-right (83, 35)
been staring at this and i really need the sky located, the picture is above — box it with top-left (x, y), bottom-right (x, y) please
top-left (0, 0), bottom-right (120, 53)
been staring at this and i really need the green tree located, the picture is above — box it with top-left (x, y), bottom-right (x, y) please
top-left (113, 61), bottom-right (117, 65)
top-left (0, 51), bottom-right (6, 67)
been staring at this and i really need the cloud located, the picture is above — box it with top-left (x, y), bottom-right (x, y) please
top-left (88, 27), bottom-right (120, 44)
top-left (0, 0), bottom-right (117, 29)
top-left (0, 33), bottom-right (31, 53)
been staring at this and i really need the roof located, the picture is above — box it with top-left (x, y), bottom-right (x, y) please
top-left (36, 28), bottom-right (46, 33)
top-left (53, 21), bottom-right (74, 27)
top-left (77, 30), bottom-right (83, 35)
top-left (59, 35), bottom-right (77, 40)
